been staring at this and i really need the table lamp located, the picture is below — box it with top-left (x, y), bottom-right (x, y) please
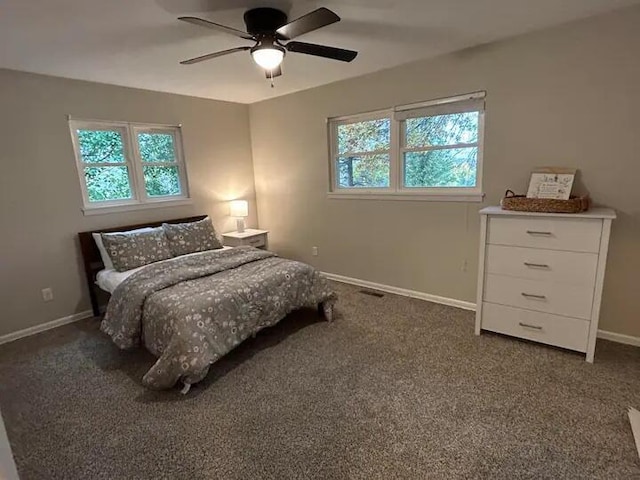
top-left (229, 200), bottom-right (248, 233)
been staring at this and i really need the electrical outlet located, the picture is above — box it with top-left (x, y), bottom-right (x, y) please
top-left (462, 259), bottom-right (468, 272)
top-left (312, 246), bottom-right (319, 256)
top-left (42, 288), bottom-right (54, 302)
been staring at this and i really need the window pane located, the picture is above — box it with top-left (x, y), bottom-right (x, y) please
top-left (405, 112), bottom-right (479, 148)
top-left (404, 147), bottom-right (477, 188)
top-left (337, 119), bottom-right (390, 154)
top-left (84, 166), bottom-right (132, 201)
top-left (337, 154), bottom-right (390, 188)
top-left (143, 166), bottom-right (181, 197)
top-left (137, 132), bottom-right (177, 162)
top-left (77, 129), bottom-right (126, 163)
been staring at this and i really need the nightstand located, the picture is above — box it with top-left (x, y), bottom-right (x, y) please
top-left (222, 229), bottom-right (269, 249)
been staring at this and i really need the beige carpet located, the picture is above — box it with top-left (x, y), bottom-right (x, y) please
top-left (0, 281), bottom-right (639, 479)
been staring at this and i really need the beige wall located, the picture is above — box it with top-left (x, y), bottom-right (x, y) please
top-left (249, 6), bottom-right (640, 337)
top-left (0, 69), bottom-right (256, 337)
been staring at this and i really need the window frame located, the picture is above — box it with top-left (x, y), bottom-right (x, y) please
top-left (327, 92), bottom-right (485, 202)
top-left (69, 119), bottom-right (191, 215)
top-left (329, 109), bottom-right (397, 194)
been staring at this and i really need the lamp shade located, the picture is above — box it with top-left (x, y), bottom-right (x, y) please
top-left (229, 200), bottom-right (248, 218)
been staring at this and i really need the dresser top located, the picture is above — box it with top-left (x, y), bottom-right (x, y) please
top-left (480, 206), bottom-right (616, 219)
top-left (221, 229), bottom-right (268, 238)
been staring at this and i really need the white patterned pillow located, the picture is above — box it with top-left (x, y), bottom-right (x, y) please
top-left (101, 227), bottom-right (172, 272)
top-left (162, 217), bottom-right (223, 256)
top-left (93, 227), bottom-right (155, 270)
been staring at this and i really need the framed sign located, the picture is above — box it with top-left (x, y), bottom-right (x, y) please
top-left (526, 167), bottom-right (576, 200)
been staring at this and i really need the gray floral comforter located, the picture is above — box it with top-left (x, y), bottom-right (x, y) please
top-left (101, 246), bottom-right (336, 390)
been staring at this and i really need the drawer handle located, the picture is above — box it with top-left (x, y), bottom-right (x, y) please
top-left (524, 262), bottom-right (550, 269)
top-left (521, 292), bottom-right (547, 300)
top-left (526, 230), bottom-right (552, 236)
top-left (519, 322), bottom-right (543, 331)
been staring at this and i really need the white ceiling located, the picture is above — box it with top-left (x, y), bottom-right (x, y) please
top-left (1, 0), bottom-right (639, 104)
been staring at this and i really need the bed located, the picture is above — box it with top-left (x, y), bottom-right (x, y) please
top-left (78, 216), bottom-right (336, 391)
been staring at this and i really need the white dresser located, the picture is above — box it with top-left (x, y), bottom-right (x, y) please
top-left (475, 206), bottom-right (616, 362)
top-left (221, 229), bottom-right (269, 249)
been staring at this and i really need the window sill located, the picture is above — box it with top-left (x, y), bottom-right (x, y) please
top-left (327, 192), bottom-right (485, 202)
top-left (82, 198), bottom-right (193, 216)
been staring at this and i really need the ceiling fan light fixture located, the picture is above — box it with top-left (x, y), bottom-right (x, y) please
top-left (251, 45), bottom-right (285, 70)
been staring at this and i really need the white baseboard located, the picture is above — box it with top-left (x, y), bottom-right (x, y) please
top-left (0, 310), bottom-right (93, 346)
top-left (322, 271), bottom-right (640, 347)
top-left (596, 329), bottom-right (640, 347)
top-left (321, 272), bottom-right (476, 311)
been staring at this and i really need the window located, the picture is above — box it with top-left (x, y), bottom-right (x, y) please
top-left (69, 120), bottom-right (190, 213)
top-left (328, 92), bottom-right (485, 201)
top-left (335, 117), bottom-right (391, 189)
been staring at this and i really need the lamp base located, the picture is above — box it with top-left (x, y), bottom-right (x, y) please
top-left (236, 218), bottom-right (246, 233)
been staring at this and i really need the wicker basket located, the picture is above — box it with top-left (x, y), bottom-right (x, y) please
top-left (501, 190), bottom-right (590, 214)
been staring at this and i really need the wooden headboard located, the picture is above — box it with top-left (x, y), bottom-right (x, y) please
top-left (78, 215), bottom-right (207, 317)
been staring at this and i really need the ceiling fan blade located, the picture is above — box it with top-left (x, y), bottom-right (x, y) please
top-left (178, 16), bottom-right (254, 40)
top-left (275, 7), bottom-right (340, 40)
top-left (286, 41), bottom-right (357, 62)
top-left (265, 65), bottom-right (282, 79)
top-left (180, 46), bottom-right (251, 65)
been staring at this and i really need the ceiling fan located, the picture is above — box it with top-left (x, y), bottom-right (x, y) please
top-left (178, 7), bottom-right (358, 78)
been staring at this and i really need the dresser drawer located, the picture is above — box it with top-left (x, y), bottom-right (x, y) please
top-left (487, 216), bottom-right (602, 253)
top-left (223, 232), bottom-right (267, 249)
top-left (483, 273), bottom-right (594, 319)
top-left (481, 302), bottom-right (590, 352)
top-left (485, 245), bottom-right (598, 285)
top-left (245, 235), bottom-right (266, 248)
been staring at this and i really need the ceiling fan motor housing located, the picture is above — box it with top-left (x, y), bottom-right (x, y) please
top-left (243, 8), bottom-right (288, 36)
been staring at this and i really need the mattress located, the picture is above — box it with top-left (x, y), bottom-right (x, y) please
top-left (96, 247), bottom-right (232, 294)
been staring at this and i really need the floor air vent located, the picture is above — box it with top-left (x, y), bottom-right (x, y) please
top-left (359, 290), bottom-right (384, 298)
